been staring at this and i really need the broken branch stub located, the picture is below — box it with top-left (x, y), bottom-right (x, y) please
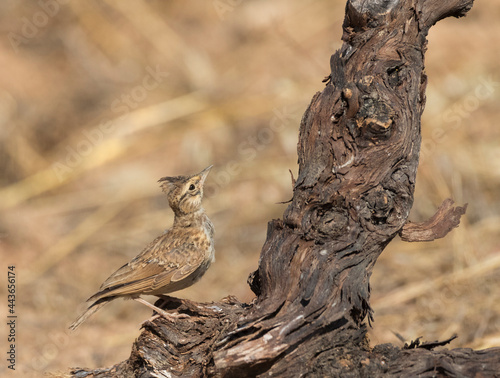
top-left (400, 198), bottom-right (468, 242)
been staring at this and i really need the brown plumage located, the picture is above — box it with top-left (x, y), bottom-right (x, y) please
top-left (70, 165), bottom-right (214, 330)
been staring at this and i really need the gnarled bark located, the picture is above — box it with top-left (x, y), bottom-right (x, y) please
top-left (70, 0), bottom-right (500, 376)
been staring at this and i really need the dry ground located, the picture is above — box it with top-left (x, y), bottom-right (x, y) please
top-left (0, 1), bottom-right (498, 376)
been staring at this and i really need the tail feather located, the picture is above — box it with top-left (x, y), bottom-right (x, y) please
top-left (69, 298), bottom-right (110, 331)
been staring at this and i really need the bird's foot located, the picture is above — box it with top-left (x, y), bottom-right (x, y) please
top-left (135, 297), bottom-right (189, 326)
top-left (140, 314), bottom-right (161, 328)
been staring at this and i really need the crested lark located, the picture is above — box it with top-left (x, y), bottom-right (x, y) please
top-left (70, 165), bottom-right (214, 330)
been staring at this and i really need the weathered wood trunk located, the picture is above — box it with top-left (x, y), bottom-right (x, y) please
top-left (71, 0), bottom-right (500, 376)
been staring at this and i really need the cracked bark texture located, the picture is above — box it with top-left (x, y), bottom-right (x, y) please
top-left (71, 0), bottom-right (500, 376)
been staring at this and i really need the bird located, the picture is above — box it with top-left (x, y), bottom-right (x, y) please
top-left (69, 165), bottom-right (215, 330)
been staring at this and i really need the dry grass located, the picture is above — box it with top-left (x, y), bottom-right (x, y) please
top-left (0, 1), bottom-right (498, 376)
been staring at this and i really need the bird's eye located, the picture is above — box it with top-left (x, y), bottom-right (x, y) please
top-left (189, 184), bottom-right (195, 191)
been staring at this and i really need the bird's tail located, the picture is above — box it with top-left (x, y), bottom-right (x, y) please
top-left (69, 298), bottom-right (109, 331)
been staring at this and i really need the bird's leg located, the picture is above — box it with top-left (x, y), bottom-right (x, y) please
top-left (134, 297), bottom-right (189, 322)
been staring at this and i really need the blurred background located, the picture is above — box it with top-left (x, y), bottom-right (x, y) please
top-left (0, 0), bottom-right (498, 376)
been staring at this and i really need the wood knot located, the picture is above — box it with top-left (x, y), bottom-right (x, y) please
top-left (315, 207), bottom-right (349, 239)
top-left (362, 186), bottom-right (395, 225)
top-left (355, 96), bottom-right (394, 142)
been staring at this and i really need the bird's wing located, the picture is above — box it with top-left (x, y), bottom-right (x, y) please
top-left (87, 233), bottom-right (205, 302)
top-left (97, 235), bottom-right (171, 290)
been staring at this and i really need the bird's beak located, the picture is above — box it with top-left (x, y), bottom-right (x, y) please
top-left (198, 165), bottom-right (213, 185)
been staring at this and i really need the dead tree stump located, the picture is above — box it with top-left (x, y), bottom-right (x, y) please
top-left (71, 0), bottom-right (500, 376)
